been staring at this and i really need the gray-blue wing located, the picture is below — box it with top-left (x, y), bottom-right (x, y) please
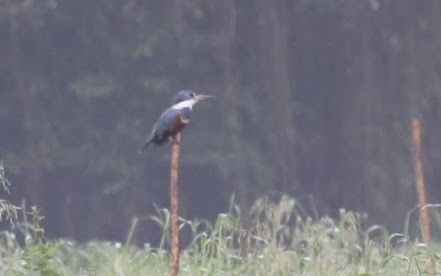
top-left (140, 108), bottom-right (191, 152)
top-left (152, 108), bottom-right (180, 137)
top-left (153, 108), bottom-right (192, 133)
top-left (149, 107), bottom-right (192, 145)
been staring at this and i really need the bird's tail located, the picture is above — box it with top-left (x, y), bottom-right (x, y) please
top-left (139, 138), bottom-right (153, 154)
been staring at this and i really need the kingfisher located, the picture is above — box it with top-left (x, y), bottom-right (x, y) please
top-left (139, 90), bottom-right (214, 153)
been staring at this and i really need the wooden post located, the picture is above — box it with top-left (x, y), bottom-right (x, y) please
top-left (411, 119), bottom-right (431, 244)
top-left (411, 119), bottom-right (433, 274)
top-left (170, 132), bottom-right (181, 276)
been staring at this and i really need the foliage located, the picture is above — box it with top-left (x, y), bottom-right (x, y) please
top-left (1, 194), bottom-right (440, 275)
top-left (0, 163), bottom-right (58, 275)
top-left (0, 160), bottom-right (19, 227)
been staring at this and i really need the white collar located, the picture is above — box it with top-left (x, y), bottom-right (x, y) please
top-left (171, 99), bottom-right (197, 110)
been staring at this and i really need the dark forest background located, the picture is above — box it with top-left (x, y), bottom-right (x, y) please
top-left (1, 0), bottom-right (441, 244)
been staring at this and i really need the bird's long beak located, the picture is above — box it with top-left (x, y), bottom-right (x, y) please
top-left (194, 94), bottom-right (215, 102)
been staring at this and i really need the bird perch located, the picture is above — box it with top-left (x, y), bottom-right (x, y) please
top-left (170, 132), bottom-right (181, 276)
top-left (139, 90), bottom-right (213, 276)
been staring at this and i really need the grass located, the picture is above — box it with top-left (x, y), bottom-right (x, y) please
top-left (0, 196), bottom-right (440, 275)
top-left (1, 162), bottom-right (440, 275)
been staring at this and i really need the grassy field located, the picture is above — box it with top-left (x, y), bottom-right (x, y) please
top-left (1, 195), bottom-right (440, 276)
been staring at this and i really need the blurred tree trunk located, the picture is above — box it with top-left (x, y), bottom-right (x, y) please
top-left (218, 0), bottom-right (251, 210)
top-left (258, 1), bottom-right (297, 193)
top-left (344, 2), bottom-right (376, 212)
top-left (7, 12), bottom-right (43, 206)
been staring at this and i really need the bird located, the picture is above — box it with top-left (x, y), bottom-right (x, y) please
top-left (139, 90), bottom-right (214, 153)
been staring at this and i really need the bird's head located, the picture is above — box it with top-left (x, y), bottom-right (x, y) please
top-left (173, 90), bottom-right (195, 104)
top-left (172, 90), bottom-right (214, 109)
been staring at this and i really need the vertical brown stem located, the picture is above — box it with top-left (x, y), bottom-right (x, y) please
top-left (411, 119), bottom-right (433, 274)
top-left (170, 132), bottom-right (181, 276)
top-left (411, 119), bottom-right (431, 244)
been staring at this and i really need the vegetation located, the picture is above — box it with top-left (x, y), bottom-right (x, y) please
top-left (1, 196), bottom-right (440, 275)
top-left (1, 172), bottom-right (440, 275)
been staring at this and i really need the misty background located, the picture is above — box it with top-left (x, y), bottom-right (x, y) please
top-left (1, 0), bottom-right (440, 244)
